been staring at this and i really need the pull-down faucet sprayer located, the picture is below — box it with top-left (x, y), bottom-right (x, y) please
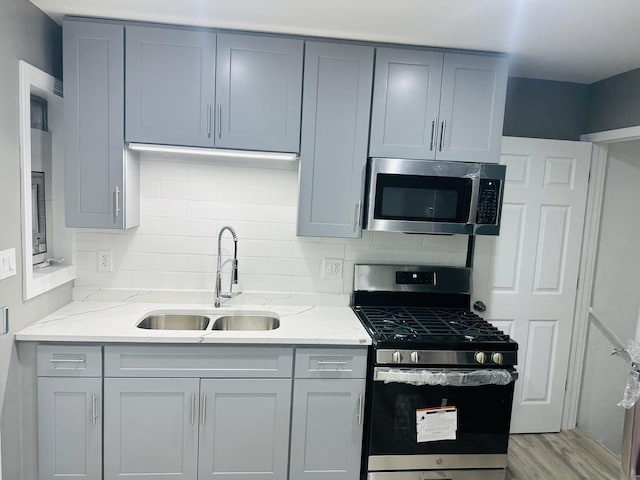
top-left (215, 226), bottom-right (238, 308)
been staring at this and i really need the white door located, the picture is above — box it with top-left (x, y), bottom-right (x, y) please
top-left (473, 137), bottom-right (592, 433)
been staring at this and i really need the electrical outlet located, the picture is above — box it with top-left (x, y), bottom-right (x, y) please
top-left (323, 258), bottom-right (344, 279)
top-left (98, 250), bottom-right (113, 272)
top-left (0, 248), bottom-right (16, 280)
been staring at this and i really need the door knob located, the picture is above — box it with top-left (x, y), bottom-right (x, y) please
top-left (473, 301), bottom-right (486, 312)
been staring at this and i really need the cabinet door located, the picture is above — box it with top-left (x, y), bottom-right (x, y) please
top-left (198, 379), bottom-right (291, 480)
top-left (125, 25), bottom-right (216, 147)
top-left (437, 53), bottom-right (508, 163)
top-left (216, 33), bottom-right (303, 152)
top-left (64, 20), bottom-right (130, 229)
top-left (37, 377), bottom-right (102, 480)
top-left (297, 42), bottom-right (374, 238)
top-left (289, 378), bottom-right (365, 480)
top-left (369, 48), bottom-right (443, 160)
top-left (103, 378), bottom-right (200, 480)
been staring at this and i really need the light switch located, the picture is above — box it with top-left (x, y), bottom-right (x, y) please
top-left (1, 307), bottom-right (7, 335)
top-left (0, 248), bottom-right (16, 280)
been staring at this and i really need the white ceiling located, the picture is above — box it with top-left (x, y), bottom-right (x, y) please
top-left (28, 0), bottom-right (640, 84)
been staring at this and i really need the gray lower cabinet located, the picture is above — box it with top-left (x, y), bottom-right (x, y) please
top-left (369, 47), bottom-right (508, 164)
top-left (125, 25), bottom-right (217, 147)
top-left (63, 19), bottom-right (139, 229)
top-left (216, 33), bottom-right (303, 152)
top-left (297, 42), bottom-right (374, 238)
top-left (37, 345), bottom-right (366, 480)
top-left (103, 378), bottom-right (200, 480)
top-left (198, 379), bottom-right (292, 479)
top-left (289, 378), bottom-right (365, 480)
top-left (37, 377), bottom-right (102, 480)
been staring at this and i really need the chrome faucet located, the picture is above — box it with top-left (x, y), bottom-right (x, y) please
top-left (214, 226), bottom-right (239, 308)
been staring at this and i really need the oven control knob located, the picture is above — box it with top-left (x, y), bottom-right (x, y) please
top-left (492, 352), bottom-right (504, 365)
top-left (410, 351), bottom-right (419, 364)
top-left (392, 351), bottom-right (402, 363)
top-left (475, 351), bottom-right (487, 364)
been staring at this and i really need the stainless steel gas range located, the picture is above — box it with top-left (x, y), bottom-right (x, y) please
top-left (352, 264), bottom-right (518, 480)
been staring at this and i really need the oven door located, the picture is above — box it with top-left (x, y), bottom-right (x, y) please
top-left (364, 158), bottom-right (480, 235)
top-left (367, 367), bottom-right (516, 472)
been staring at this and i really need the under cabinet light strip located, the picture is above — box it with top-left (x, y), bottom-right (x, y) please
top-left (127, 143), bottom-right (298, 162)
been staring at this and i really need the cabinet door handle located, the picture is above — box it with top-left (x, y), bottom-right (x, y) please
top-left (316, 361), bottom-right (348, 366)
top-left (207, 104), bottom-right (212, 138)
top-left (49, 358), bottom-right (85, 364)
top-left (114, 187), bottom-right (120, 217)
top-left (92, 394), bottom-right (97, 425)
top-left (353, 202), bottom-right (361, 232)
top-left (430, 120), bottom-right (436, 151)
top-left (357, 394), bottom-right (363, 425)
top-left (191, 394), bottom-right (196, 426)
top-left (217, 104), bottom-right (222, 139)
top-left (439, 120), bottom-right (446, 152)
top-left (201, 395), bottom-right (207, 425)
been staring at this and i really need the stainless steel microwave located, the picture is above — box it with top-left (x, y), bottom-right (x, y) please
top-left (363, 157), bottom-right (506, 235)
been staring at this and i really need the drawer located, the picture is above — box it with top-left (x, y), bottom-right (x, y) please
top-left (104, 345), bottom-right (293, 378)
top-left (37, 345), bottom-right (102, 377)
top-left (295, 348), bottom-right (367, 378)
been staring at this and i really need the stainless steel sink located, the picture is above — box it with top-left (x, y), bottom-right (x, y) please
top-left (212, 315), bottom-right (280, 331)
top-left (137, 314), bottom-right (211, 330)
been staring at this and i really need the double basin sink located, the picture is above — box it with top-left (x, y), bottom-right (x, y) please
top-left (137, 312), bottom-right (280, 331)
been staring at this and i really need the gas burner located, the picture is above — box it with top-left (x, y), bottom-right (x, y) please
top-left (391, 325), bottom-right (418, 341)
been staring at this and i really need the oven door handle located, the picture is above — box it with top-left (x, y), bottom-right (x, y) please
top-left (374, 367), bottom-right (518, 386)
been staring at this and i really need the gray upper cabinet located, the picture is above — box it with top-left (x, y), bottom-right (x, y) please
top-left (369, 48), bottom-right (444, 159)
top-left (198, 379), bottom-right (291, 480)
top-left (215, 33), bottom-right (303, 152)
top-left (63, 20), bottom-right (139, 229)
top-left (125, 25), bottom-right (216, 147)
top-left (103, 377), bottom-right (200, 480)
top-left (297, 42), bottom-right (374, 238)
top-left (438, 53), bottom-right (508, 163)
top-left (369, 48), bottom-right (508, 163)
top-left (37, 377), bottom-right (102, 480)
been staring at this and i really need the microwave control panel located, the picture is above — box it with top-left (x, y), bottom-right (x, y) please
top-left (476, 179), bottom-right (501, 225)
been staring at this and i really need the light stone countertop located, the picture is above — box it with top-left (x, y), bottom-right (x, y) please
top-left (15, 289), bottom-right (372, 346)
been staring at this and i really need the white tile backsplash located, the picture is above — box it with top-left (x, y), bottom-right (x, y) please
top-left (74, 154), bottom-right (468, 293)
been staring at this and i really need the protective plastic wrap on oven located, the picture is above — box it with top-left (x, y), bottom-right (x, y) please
top-left (374, 367), bottom-right (518, 386)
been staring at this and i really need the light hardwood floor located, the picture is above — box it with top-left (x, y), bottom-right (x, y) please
top-left (506, 429), bottom-right (622, 480)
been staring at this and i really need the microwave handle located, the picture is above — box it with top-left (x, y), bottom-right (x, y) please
top-left (467, 177), bottom-right (480, 225)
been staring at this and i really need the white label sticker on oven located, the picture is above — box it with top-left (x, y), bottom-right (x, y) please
top-left (416, 406), bottom-right (457, 443)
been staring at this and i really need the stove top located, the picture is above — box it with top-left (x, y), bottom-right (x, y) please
top-left (353, 305), bottom-right (517, 351)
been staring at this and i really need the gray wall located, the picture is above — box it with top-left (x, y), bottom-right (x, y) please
top-left (587, 67), bottom-right (640, 134)
top-left (503, 77), bottom-right (589, 141)
top-left (0, 0), bottom-right (70, 478)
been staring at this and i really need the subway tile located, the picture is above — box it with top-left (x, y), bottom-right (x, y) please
top-left (243, 239), bottom-right (295, 258)
top-left (188, 200), bottom-right (243, 220)
top-left (141, 159), bottom-right (188, 180)
top-left (241, 204), bottom-right (296, 223)
top-left (238, 274), bottom-right (294, 292)
top-left (268, 258), bottom-right (322, 277)
top-left (140, 198), bottom-right (188, 218)
top-left (270, 223), bottom-right (296, 241)
top-left (294, 240), bottom-right (345, 259)
top-left (130, 235), bottom-right (188, 254)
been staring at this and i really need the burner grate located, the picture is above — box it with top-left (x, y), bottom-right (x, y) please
top-left (353, 306), bottom-right (512, 344)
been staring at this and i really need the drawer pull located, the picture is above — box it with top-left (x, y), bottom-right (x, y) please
top-left (49, 358), bottom-right (85, 364)
top-left (191, 394), bottom-right (196, 426)
top-left (316, 361), bottom-right (348, 366)
top-left (357, 394), bottom-right (363, 425)
top-left (201, 395), bottom-right (207, 425)
top-left (92, 395), bottom-right (97, 425)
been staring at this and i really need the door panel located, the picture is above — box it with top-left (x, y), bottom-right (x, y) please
top-left (473, 137), bottom-right (592, 432)
top-left (103, 378), bottom-right (200, 479)
top-left (369, 48), bottom-right (443, 159)
top-left (438, 54), bottom-right (508, 163)
top-left (216, 33), bottom-right (303, 152)
top-left (38, 377), bottom-right (102, 480)
top-left (289, 378), bottom-right (365, 480)
top-left (125, 25), bottom-right (216, 147)
top-left (198, 378), bottom-right (291, 480)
